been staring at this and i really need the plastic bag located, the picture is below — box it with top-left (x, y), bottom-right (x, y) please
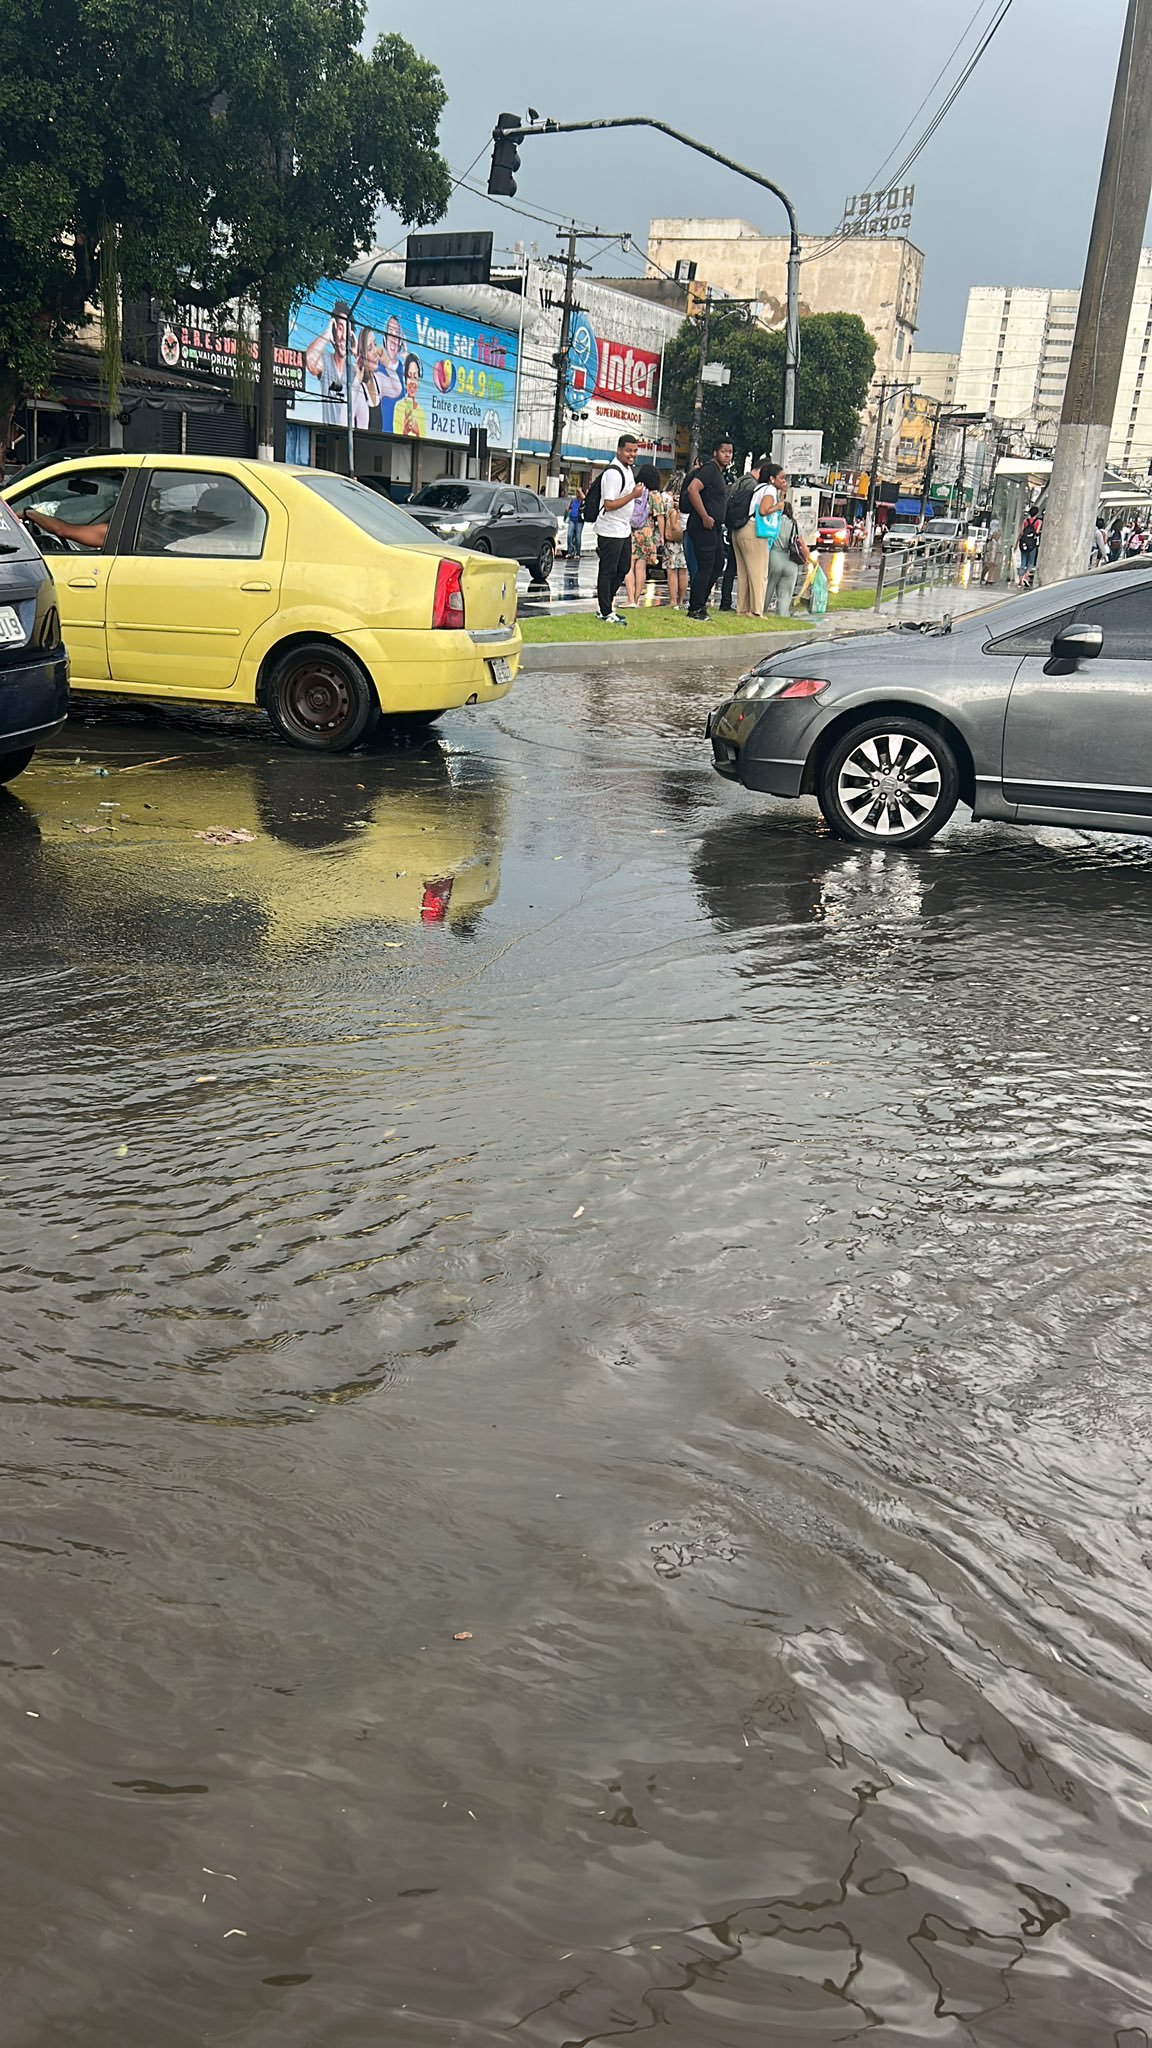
top-left (809, 564), bottom-right (829, 616)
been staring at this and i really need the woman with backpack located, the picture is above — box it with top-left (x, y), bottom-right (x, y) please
top-left (624, 464), bottom-right (663, 606)
top-left (655, 470), bottom-right (688, 608)
top-left (730, 460), bottom-right (784, 616)
top-left (1017, 507), bottom-right (1043, 586)
top-left (764, 499), bottom-right (813, 618)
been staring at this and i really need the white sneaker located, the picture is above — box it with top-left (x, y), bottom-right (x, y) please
top-left (598, 610), bottom-right (627, 625)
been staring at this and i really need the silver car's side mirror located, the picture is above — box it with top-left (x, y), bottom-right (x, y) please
top-left (1045, 621), bottom-right (1103, 675)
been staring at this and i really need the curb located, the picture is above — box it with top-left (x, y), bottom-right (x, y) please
top-left (519, 616), bottom-right (888, 672)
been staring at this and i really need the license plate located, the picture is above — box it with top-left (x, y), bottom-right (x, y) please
top-left (0, 605), bottom-right (25, 647)
top-left (489, 656), bottom-right (512, 684)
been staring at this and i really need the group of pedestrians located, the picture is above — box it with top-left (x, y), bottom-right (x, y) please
top-left (1104, 517), bottom-right (1150, 561)
top-left (590, 433), bottom-right (813, 626)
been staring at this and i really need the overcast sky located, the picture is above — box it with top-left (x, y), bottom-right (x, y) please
top-left (368, 0), bottom-right (1142, 350)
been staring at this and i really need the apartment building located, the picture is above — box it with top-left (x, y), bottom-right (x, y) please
top-left (955, 258), bottom-right (1152, 468)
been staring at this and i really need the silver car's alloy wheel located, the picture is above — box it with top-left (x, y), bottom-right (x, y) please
top-left (836, 732), bottom-right (943, 837)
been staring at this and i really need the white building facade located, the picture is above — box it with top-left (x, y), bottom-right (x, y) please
top-left (955, 258), bottom-right (1152, 469)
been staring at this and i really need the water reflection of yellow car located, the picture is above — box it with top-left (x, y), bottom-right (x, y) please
top-left (21, 741), bottom-right (506, 945)
top-left (1, 456), bottom-right (521, 753)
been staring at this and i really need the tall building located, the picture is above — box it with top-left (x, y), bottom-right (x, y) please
top-left (910, 351), bottom-right (958, 405)
top-left (955, 257), bottom-right (1152, 468)
top-left (646, 216), bottom-right (922, 465)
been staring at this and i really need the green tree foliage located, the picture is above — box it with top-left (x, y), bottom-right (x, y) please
top-left (663, 308), bottom-right (876, 465)
top-left (0, 0), bottom-right (449, 456)
top-left (789, 314), bottom-right (879, 462)
top-left (0, 0), bottom-right (241, 444)
top-left (203, 2), bottom-right (451, 439)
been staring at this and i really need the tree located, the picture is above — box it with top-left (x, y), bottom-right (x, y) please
top-left (0, 0), bottom-right (243, 459)
top-left (203, 2), bottom-right (451, 456)
top-left (663, 308), bottom-right (876, 467)
top-left (0, 0), bottom-right (450, 467)
top-left (787, 314), bottom-right (878, 463)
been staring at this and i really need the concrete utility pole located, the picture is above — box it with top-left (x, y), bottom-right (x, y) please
top-left (689, 289), bottom-right (712, 470)
top-left (1038, 0), bottom-right (1152, 585)
top-left (547, 227), bottom-right (579, 485)
top-left (545, 225), bottom-right (630, 489)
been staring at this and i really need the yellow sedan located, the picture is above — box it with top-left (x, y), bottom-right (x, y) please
top-left (2, 455), bottom-right (521, 750)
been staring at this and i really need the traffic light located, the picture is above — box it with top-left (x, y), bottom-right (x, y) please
top-left (488, 114), bottom-right (522, 198)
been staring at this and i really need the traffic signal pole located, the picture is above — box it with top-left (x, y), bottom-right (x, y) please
top-left (1038, 0), bottom-right (1152, 585)
top-left (489, 113), bottom-right (801, 425)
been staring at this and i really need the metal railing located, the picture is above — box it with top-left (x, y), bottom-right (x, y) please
top-left (872, 538), bottom-right (966, 611)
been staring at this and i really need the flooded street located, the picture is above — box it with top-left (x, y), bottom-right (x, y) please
top-left (4, 662), bottom-right (1152, 2045)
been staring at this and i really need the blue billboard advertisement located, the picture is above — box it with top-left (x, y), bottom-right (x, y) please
top-left (287, 278), bottom-right (518, 448)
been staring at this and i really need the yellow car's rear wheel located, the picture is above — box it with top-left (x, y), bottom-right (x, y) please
top-left (265, 641), bottom-right (379, 752)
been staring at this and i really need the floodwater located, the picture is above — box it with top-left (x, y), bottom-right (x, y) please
top-left (3, 666), bottom-right (1152, 2045)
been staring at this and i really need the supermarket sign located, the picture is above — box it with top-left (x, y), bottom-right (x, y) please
top-left (565, 312), bottom-right (660, 415)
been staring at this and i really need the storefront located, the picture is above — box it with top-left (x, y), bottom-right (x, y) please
top-left (6, 343), bottom-right (259, 476)
top-left (286, 277), bottom-right (518, 496)
top-left (509, 269), bottom-right (679, 490)
top-left (4, 301), bottom-right (305, 478)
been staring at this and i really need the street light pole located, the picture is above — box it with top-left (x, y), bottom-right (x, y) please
top-left (343, 254), bottom-right (396, 479)
top-left (497, 114), bottom-right (802, 426)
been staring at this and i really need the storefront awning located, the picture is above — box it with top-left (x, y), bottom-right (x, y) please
top-left (43, 349), bottom-right (229, 415)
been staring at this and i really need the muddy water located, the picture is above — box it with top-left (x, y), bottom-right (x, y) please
top-left (3, 669), bottom-right (1152, 2045)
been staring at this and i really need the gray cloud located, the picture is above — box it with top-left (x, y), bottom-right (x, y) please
top-left (368, 0), bottom-right (1139, 348)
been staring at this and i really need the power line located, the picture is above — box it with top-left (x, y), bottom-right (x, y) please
top-left (456, 175), bottom-right (597, 234)
top-left (867, 0), bottom-right (996, 194)
top-left (804, 0), bottom-right (1015, 266)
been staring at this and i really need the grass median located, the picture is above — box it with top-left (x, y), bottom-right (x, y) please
top-left (519, 589), bottom-right (876, 645)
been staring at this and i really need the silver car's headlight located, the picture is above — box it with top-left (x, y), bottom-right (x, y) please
top-left (734, 675), bottom-right (830, 702)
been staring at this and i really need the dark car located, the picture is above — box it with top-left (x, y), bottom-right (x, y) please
top-left (0, 497), bottom-right (69, 781)
top-left (706, 561), bottom-right (1152, 848)
top-left (405, 481), bottom-right (556, 581)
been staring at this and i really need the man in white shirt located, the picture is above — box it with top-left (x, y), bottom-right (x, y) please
top-left (595, 433), bottom-right (642, 624)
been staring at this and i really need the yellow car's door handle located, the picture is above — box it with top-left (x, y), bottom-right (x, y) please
top-left (67, 576), bottom-right (98, 589)
top-left (241, 581), bottom-right (272, 592)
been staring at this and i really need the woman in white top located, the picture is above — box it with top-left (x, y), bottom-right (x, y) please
top-left (733, 461), bottom-right (785, 616)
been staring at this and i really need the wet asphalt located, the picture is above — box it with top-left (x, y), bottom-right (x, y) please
top-left (3, 663), bottom-right (1152, 2044)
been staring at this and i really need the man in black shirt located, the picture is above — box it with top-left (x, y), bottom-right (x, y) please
top-left (684, 437), bottom-right (733, 619)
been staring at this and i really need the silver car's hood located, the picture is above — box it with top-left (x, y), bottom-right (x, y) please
top-left (757, 624), bottom-right (967, 676)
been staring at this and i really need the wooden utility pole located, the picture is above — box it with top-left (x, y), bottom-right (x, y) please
top-left (1038, 0), bottom-right (1152, 583)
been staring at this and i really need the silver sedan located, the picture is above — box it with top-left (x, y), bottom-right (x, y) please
top-left (707, 564), bottom-right (1152, 847)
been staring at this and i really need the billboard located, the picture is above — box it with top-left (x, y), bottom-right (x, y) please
top-left (287, 278), bottom-right (517, 447)
top-left (150, 307), bottom-right (304, 393)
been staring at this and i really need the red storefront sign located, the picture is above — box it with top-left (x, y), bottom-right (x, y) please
top-left (593, 339), bottom-right (660, 410)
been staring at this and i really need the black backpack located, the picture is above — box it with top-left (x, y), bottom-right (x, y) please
top-left (582, 464), bottom-right (623, 523)
top-left (726, 474), bottom-right (759, 533)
